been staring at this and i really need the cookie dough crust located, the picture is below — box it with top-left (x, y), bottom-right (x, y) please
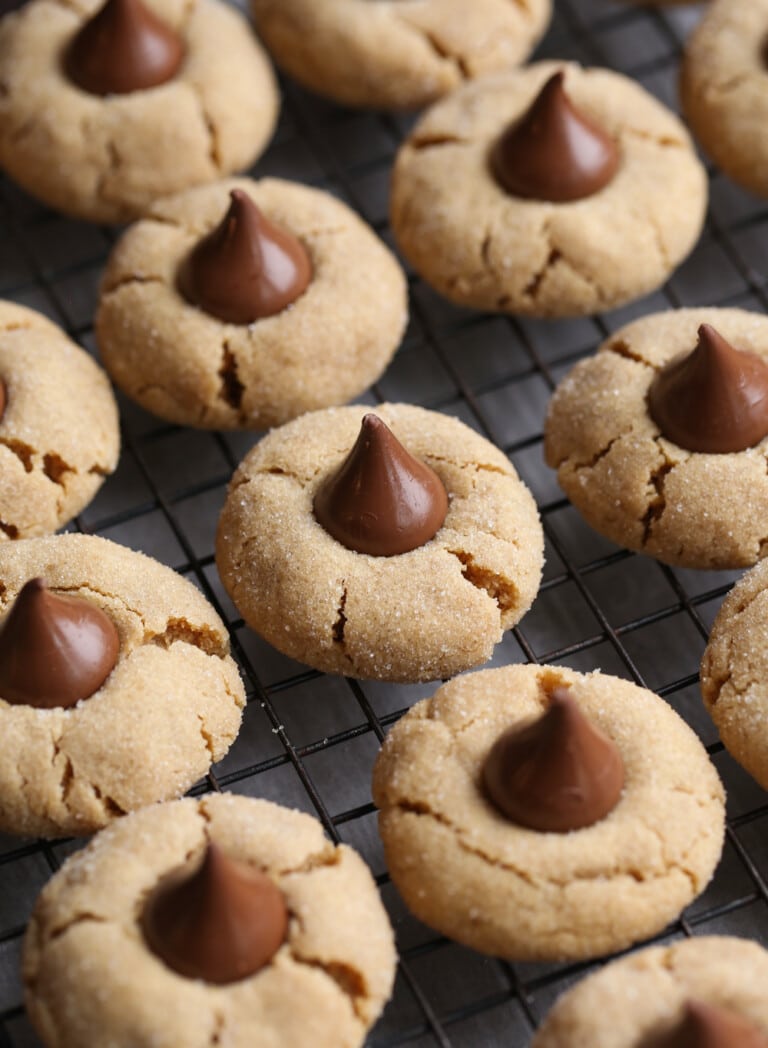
top-left (250, 0), bottom-right (552, 111)
top-left (0, 534), bottom-right (245, 838)
top-left (545, 308), bottom-right (768, 569)
top-left (0, 0), bottom-right (278, 223)
top-left (372, 664), bottom-right (725, 961)
top-left (96, 178), bottom-right (408, 430)
top-left (681, 0), bottom-right (768, 199)
top-left (0, 301), bottom-right (119, 541)
top-left (701, 558), bottom-right (768, 790)
top-left (216, 403), bottom-right (543, 682)
top-left (391, 62), bottom-right (707, 317)
top-left (23, 794), bottom-right (396, 1048)
top-left (532, 937), bottom-right (768, 1047)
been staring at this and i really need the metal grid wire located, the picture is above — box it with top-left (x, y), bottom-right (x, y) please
top-left (2, 0), bottom-right (768, 1043)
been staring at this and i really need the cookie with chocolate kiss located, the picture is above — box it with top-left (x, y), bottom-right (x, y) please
top-left (373, 664), bottom-right (724, 960)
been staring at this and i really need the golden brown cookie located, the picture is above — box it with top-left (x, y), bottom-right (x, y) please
top-left (0, 300), bottom-right (119, 541)
top-left (372, 664), bottom-right (725, 962)
top-left (96, 177), bottom-right (408, 430)
top-left (216, 403), bottom-right (543, 683)
top-left (700, 558), bottom-right (768, 790)
top-left (391, 61), bottom-right (707, 318)
top-left (250, 0), bottom-right (552, 111)
top-left (23, 794), bottom-right (396, 1048)
top-left (545, 308), bottom-right (768, 570)
top-left (532, 936), bottom-right (768, 1047)
top-left (681, 0), bottom-right (768, 199)
top-left (0, 0), bottom-right (278, 223)
top-left (0, 533), bottom-right (245, 838)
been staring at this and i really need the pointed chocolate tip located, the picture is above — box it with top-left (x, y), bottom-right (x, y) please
top-left (313, 414), bottom-right (448, 556)
top-left (648, 324), bottom-right (768, 453)
top-left (141, 842), bottom-right (288, 984)
top-left (482, 684), bottom-right (625, 833)
top-left (491, 71), bottom-right (619, 203)
top-left (652, 999), bottom-right (768, 1048)
top-left (65, 0), bottom-right (185, 97)
top-left (178, 189), bottom-right (312, 324)
top-left (0, 578), bottom-right (119, 709)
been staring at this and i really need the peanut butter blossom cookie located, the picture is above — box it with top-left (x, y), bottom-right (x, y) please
top-left (216, 403), bottom-right (543, 683)
top-left (23, 794), bottom-right (396, 1048)
top-left (532, 937), bottom-right (768, 1047)
top-left (681, 0), bottom-right (768, 200)
top-left (250, 0), bottom-right (552, 111)
top-left (372, 664), bottom-right (725, 961)
top-left (96, 177), bottom-right (407, 429)
top-left (700, 558), bottom-right (768, 791)
top-left (0, 300), bottom-right (119, 541)
top-left (545, 308), bottom-right (768, 569)
top-left (0, 0), bottom-right (278, 222)
top-left (0, 533), bottom-right (245, 837)
top-left (391, 62), bottom-right (706, 317)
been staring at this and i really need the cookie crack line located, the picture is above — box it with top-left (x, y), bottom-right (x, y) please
top-left (394, 17), bottom-right (470, 79)
top-left (101, 273), bottom-right (167, 295)
top-left (217, 340), bottom-right (246, 419)
top-left (606, 337), bottom-right (656, 368)
top-left (620, 126), bottom-right (688, 150)
top-left (445, 546), bottom-right (519, 618)
top-left (287, 925), bottom-right (369, 1028)
top-left (641, 441), bottom-right (676, 545)
top-left (392, 798), bottom-right (701, 890)
top-left (190, 82), bottom-right (222, 173)
top-left (145, 616), bottom-right (229, 659)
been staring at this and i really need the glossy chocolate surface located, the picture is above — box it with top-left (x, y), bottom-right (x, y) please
top-left (141, 842), bottom-right (288, 984)
top-left (482, 686), bottom-right (625, 832)
top-left (648, 324), bottom-right (768, 453)
top-left (651, 1000), bottom-right (768, 1048)
top-left (65, 0), bottom-right (184, 97)
top-left (0, 578), bottom-right (119, 709)
top-left (491, 71), bottom-right (619, 202)
top-left (313, 413), bottom-right (449, 556)
top-left (178, 189), bottom-right (312, 324)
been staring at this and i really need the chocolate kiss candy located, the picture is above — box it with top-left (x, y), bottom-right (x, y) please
top-left (178, 189), bottom-right (313, 324)
top-left (313, 413), bottom-right (449, 556)
top-left (0, 578), bottom-right (119, 709)
top-left (482, 687), bottom-right (625, 832)
top-left (141, 842), bottom-right (288, 983)
top-left (490, 71), bottom-right (619, 202)
top-left (653, 999), bottom-right (768, 1048)
top-left (65, 0), bottom-right (185, 97)
top-left (648, 324), bottom-right (768, 454)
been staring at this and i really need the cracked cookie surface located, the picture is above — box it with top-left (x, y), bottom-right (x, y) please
top-left (545, 308), bottom-right (768, 569)
top-left (681, 0), bottom-right (768, 200)
top-left (250, 0), bottom-right (551, 111)
top-left (0, 0), bottom-right (278, 223)
top-left (701, 558), bottom-right (768, 790)
top-left (391, 62), bottom-right (706, 317)
top-left (372, 664), bottom-right (725, 961)
top-left (215, 403), bottom-right (543, 682)
top-left (23, 793), bottom-right (396, 1048)
top-left (0, 301), bottom-right (119, 541)
top-left (96, 178), bottom-right (407, 430)
top-left (532, 936), bottom-right (768, 1047)
top-left (0, 533), bottom-right (245, 837)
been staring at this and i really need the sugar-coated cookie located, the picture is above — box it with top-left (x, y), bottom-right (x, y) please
top-left (96, 178), bottom-right (407, 430)
top-left (391, 62), bottom-right (706, 318)
top-left (0, 0), bottom-right (278, 223)
top-left (0, 301), bottom-right (119, 541)
top-left (545, 308), bottom-right (768, 569)
top-left (23, 794), bottom-right (396, 1048)
top-left (681, 0), bottom-right (768, 200)
top-left (0, 534), bottom-right (245, 837)
top-left (532, 937), bottom-right (768, 1047)
top-left (216, 403), bottom-right (543, 683)
top-left (250, 0), bottom-right (552, 111)
top-left (372, 664), bottom-right (725, 961)
top-left (701, 558), bottom-right (768, 790)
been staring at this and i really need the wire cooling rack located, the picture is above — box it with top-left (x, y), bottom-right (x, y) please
top-left (2, 1), bottom-right (768, 1044)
